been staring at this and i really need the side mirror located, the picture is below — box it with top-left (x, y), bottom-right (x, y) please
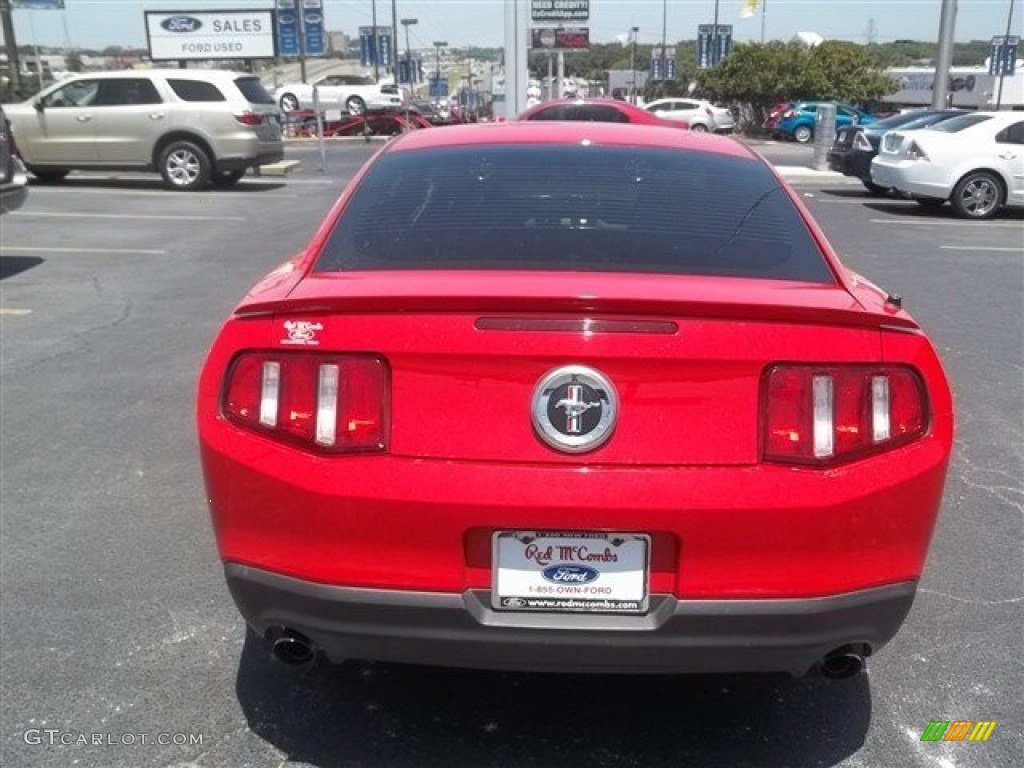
top-left (33, 101), bottom-right (44, 112)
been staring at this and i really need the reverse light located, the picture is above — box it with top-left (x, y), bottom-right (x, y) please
top-left (224, 352), bottom-right (389, 453)
top-left (763, 365), bottom-right (926, 465)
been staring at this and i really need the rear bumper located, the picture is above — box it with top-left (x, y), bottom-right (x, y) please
top-left (227, 563), bottom-right (917, 675)
top-left (871, 159), bottom-right (950, 199)
top-left (216, 146), bottom-right (284, 172)
top-left (0, 159), bottom-right (29, 213)
top-left (827, 149), bottom-right (873, 181)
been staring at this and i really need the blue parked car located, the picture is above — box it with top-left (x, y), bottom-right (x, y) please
top-left (774, 101), bottom-right (878, 143)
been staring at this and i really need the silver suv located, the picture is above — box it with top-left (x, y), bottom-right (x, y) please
top-left (5, 69), bottom-right (283, 190)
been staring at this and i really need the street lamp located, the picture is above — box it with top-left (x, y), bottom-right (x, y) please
top-left (401, 18), bottom-right (418, 93)
top-left (433, 40), bottom-right (447, 101)
top-left (629, 27), bottom-right (639, 104)
top-left (370, 0), bottom-right (380, 84)
top-left (401, 18), bottom-right (418, 127)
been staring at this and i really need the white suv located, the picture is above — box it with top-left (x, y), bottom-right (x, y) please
top-left (5, 69), bottom-right (283, 190)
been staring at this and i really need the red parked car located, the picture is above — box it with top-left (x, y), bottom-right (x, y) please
top-left (519, 98), bottom-right (689, 128)
top-left (198, 121), bottom-right (953, 678)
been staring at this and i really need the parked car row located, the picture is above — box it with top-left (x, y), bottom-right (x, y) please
top-left (828, 109), bottom-right (966, 194)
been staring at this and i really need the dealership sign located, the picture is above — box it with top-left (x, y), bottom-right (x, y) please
top-left (530, 27), bottom-right (590, 51)
top-left (531, 0), bottom-right (589, 23)
top-left (145, 10), bottom-right (276, 60)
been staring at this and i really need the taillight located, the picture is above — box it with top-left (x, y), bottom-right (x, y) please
top-left (906, 140), bottom-right (928, 161)
top-left (783, 110), bottom-right (796, 118)
top-left (224, 353), bottom-right (389, 453)
top-left (853, 132), bottom-right (872, 151)
top-left (763, 365), bottom-right (926, 465)
top-left (233, 111), bottom-right (264, 126)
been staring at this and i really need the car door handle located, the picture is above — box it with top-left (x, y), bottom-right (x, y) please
top-left (76, 115), bottom-right (92, 122)
top-left (149, 113), bottom-right (166, 120)
top-left (998, 151), bottom-right (1017, 160)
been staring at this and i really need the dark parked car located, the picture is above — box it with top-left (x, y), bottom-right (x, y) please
top-left (1, 105), bottom-right (28, 213)
top-left (828, 109), bottom-right (965, 194)
top-left (409, 99), bottom-right (448, 125)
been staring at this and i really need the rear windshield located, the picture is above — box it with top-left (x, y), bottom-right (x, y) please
top-left (873, 111), bottom-right (940, 130)
top-left (314, 145), bottom-right (834, 283)
top-left (929, 114), bottom-right (992, 133)
top-left (233, 76), bottom-right (275, 105)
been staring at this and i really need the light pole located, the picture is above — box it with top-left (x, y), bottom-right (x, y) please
top-left (996, 0), bottom-right (1016, 109)
top-left (401, 18), bottom-right (418, 90)
top-left (629, 27), bottom-right (639, 103)
top-left (370, 0), bottom-right (380, 83)
top-left (401, 18), bottom-right (418, 124)
top-left (712, 0), bottom-right (721, 67)
top-left (433, 40), bottom-right (447, 102)
top-left (391, 0), bottom-right (399, 83)
top-left (660, 0), bottom-right (667, 96)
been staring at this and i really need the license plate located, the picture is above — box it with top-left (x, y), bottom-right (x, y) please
top-left (492, 531), bottom-right (649, 614)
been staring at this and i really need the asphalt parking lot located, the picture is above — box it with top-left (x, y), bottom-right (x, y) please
top-left (1, 140), bottom-right (1021, 768)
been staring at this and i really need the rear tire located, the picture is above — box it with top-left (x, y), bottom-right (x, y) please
top-left (950, 171), bottom-right (1004, 220)
top-left (29, 168), bottom-right (69, 183)
top-left (793, 124), bottom-right (813, 143)
top-left (690, 123), bottom-right (709, 133)
top-left (345, 96), bottom-right (367, 115)
top-left (862, 180), bottom-right (890, 196)
top-left (279, 93), bottom-right (300, 112)
top-left (159, 141), bottom-right (212, 191)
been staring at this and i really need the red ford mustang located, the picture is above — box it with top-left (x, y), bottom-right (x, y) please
top-left (198, 122), bottom-right (953, 678)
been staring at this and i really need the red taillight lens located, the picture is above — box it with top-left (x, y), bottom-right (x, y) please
top-left (783, 110), bottom-right (796, 118)
top-left (906, 140), bottom-right (928, 161)
top-left (224, 353), bottom-right (389, 453)
top-left (233, 111), bottom-right (264, 126)
top-left (763, 365), bottom-right (927, 465)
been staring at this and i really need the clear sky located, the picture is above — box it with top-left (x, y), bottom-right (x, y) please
top-left (6, 0), bottom-right (1020, 52)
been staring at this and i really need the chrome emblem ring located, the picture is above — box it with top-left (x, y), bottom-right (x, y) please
top-left (532, 366), bottom-right (618, 453)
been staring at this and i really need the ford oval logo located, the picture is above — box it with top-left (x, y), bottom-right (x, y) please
top-left (278, 13), bottom-right (295, 24)
top-left (542, 565), bottom-right (600, 584)
top-left (304, 13), bottom-right (323, 24)
top-left (161, 16), bottom-right (202, 33)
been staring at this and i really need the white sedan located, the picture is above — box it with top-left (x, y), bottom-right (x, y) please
top-left (871, 111), bottom-right (1024, 219)
top-left (273, 75), bottom-right (404, 114)
top-left (645, 98), bottom-right (735, 133)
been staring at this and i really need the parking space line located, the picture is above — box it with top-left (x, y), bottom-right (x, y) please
top-left (1, 246), bottom-right (168, 255)
top-left (0, 308), bottom-right (33, 316)
top-left (12, 211), bottom-right (246, 222)
top-left (870, 218), bottom-right (1023, 229)
top-left (26, 187), bottom-right (299, 199)
top-left (940, 246), bottom-right (1024, 252)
